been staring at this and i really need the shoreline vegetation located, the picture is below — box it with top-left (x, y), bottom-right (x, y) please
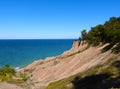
top-left (0, 16), bottom-right (120, 89)
top-left (0, 64), bottom-right (28, 82)
top-left (80, 17), bottom-right (120, 51)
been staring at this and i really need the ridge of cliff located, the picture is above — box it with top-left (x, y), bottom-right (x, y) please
top-left (22, 40), bottom-right (119, 89)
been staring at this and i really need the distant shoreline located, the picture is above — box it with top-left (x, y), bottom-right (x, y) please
top-left (0, 39), bottom-right (76, 40)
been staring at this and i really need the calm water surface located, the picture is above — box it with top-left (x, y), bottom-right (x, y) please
top-left (0, 39), bottom-right (74, 68)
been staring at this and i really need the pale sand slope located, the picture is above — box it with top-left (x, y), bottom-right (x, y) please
top-left (0, 82), bottom-right (22, 89)
top-left (24, 41), bottom-right (115, 88)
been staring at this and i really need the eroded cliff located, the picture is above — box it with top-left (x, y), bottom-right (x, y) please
top-left (23, 41), bottom-right (119, 89)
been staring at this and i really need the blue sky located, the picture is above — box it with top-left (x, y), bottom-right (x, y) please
top-left (0, 0), bottom-right (120, 39)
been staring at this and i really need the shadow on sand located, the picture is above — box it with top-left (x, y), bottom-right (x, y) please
top-left (72, 60), bottom-right (120, 89)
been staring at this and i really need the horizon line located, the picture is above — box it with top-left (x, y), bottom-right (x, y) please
top-left (0, 38), bottom-right (77, 40)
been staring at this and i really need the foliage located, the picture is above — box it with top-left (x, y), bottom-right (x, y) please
top-left (46, 79), bottom-right (69, 89)
top-left (0, 64), bottom-right (16, 81)
top-left (81, 17), bottom-right (120, 47)
top-left (20, 72), bottom-right (28, 81)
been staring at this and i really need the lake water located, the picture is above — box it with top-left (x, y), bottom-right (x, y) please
top-left (0, 39), bottom-right (74, 69)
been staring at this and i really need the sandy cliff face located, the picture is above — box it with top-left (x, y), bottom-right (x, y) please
top-left (24, 41), bottom-right (115, 88)
top-left (0, 82), bottom-right (22, 89)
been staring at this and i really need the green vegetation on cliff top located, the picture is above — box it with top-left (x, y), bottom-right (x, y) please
top-left (46, 17), bottom-right (120, 89)
top-left (80, 17), bottom-right (120, 54)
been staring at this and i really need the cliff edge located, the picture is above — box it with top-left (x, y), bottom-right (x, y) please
top-left (23, 41), bottom-right (119, 89)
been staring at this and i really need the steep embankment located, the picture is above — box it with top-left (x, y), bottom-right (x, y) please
top-left (0, 82), bottom-right (22, 89)
top-left (23, 41), bottom-right (119, 89)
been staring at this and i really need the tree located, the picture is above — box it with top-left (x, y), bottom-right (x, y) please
top-left (81, 29), bottom-right (88, 40)
top-left (80, 17), bottom-right (120, 46)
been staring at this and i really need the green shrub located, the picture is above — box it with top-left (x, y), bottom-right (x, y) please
top-left (20, 73), bottom-right (28, 81)
top-left (0, 64), bottom-right (16, 81)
